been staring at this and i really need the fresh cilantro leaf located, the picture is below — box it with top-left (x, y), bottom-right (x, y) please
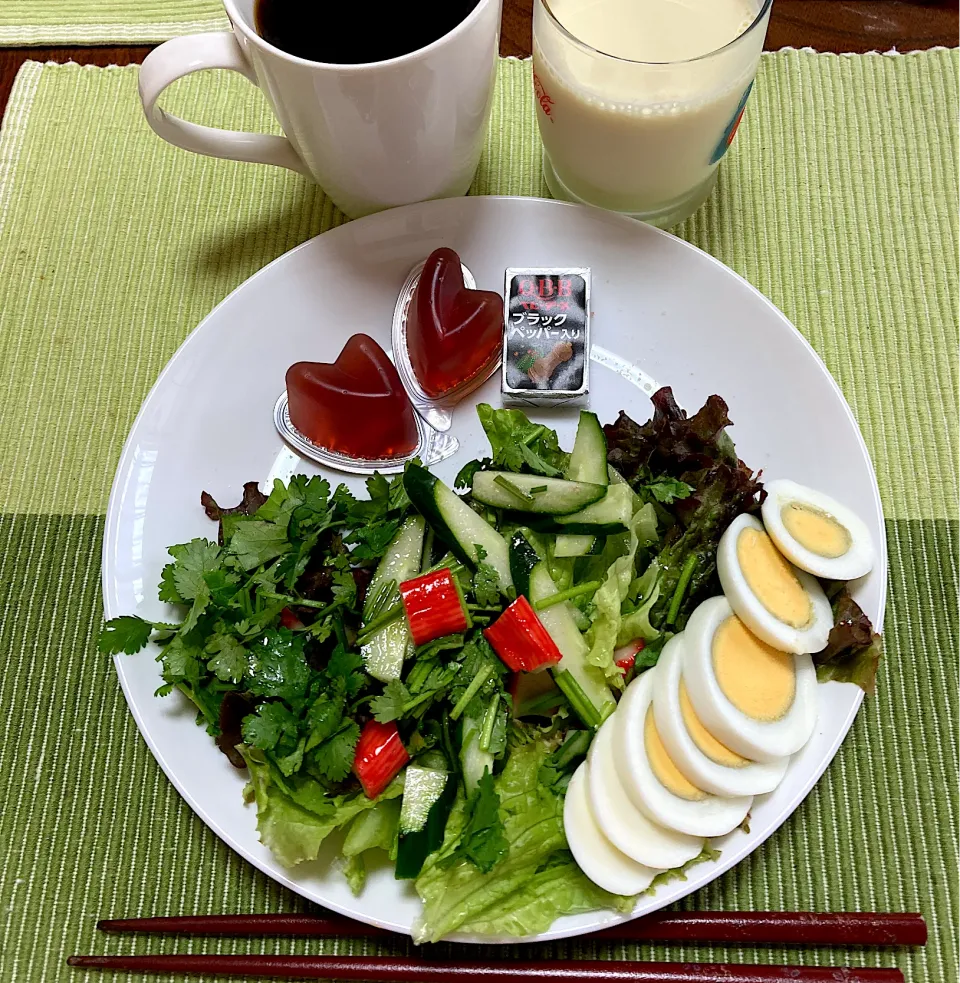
top-left (365, 472), bottom-right (390, 503)
top-left (326, 646), bottom-right (366, 698)
top-left (312, 720), bottom-right (361, 782)
top-left (257, 477), bottom-right (335, 549)
top-left (159, 635), bottom-right (203, 689)
top-left (206, 634), bottom-right (248, 683)
top-left (158, 564), bottom-right (184, 604)
top-left (252, 479), bottom-right (294, 523)
top-left (346, 471), bottom-right (410, 526)
top-left (241, 700), bottom-right (299, 752)
top-left (331, 568), bottom-right (357, 609)
top-left (331, 482), bottom-right (359, 520)
top-left (307, 616), bottom-right (334, 642)
top-left (346, 519), bottom-right (400, 561)
top-left (369, 471), bottom-right (410, 513)
top-left (166, 539), bottom-right (224, 602)
top-left (99, 615), bottom-right (153, 655)
top-left (371, 679), bottom-right (412, 723)
top-left (305, 690), bottom-right (346, 750)
top-left (288, 474), bottom-right (331, 522)
top-left (203, 569), bottom-right (241, 606)
top-left (227, 520), bottom-right (291, 571)
top-left (277, 529), bottom-right (322, 590)
top-left (178, 580), bottom-right (211, 637)
top-left (471, 545), bottom-right (502, 607)
top-left (445, 769), bottom-right (508, 873)
top-left (643, 475), bottom-right (695, 505)
top-left (274, 737), bottom-right (307, 777)
top-left (246, 629), bottom-right (312, 707)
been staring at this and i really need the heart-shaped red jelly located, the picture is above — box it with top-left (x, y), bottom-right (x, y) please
top-left (286, 334), bottom-right (419, 459)
top-left (406, 247), bottom-right (503, 399)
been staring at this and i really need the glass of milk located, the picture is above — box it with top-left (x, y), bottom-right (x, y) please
top-left (532, 0), bottom-right (772, 227)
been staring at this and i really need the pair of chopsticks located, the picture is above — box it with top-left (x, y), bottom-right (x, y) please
top-left (69, 909), bottom-right (925, 981)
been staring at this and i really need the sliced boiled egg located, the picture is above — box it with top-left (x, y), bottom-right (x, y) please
top-left (615, 668), bottom-right (753, 838)
top-left (587, 715), bottom-right (705, 869)
top-left (683, 596), bottom-right (818, 762)
top-left (761, 479), bottom-right (875, 581)
top-left (718, 513), bottom-right (832, 654)
top-left (652, 633), bottom-right (790, 797)
top-left (564, 763), bottom-right (660, 895)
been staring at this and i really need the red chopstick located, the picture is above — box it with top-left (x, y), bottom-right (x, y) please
top-left (67, 954), bottom-right (905, 982)
top-left (96, 910), bottom-right (927, 947)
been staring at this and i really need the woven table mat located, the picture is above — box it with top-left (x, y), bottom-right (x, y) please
top-left (0, 51), bottom-right (955, 982)
top-left (0, 0), bottom-right (228, 45)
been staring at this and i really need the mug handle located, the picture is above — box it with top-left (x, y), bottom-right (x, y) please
top-left (138, 32), bottom-right (310, 176)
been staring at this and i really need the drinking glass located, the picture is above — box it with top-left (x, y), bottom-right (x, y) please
top-left (532, 0), bottom-right (772, 227)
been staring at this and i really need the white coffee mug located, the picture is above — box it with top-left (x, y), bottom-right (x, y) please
top-left (139, 0), bottom-right (502, 218)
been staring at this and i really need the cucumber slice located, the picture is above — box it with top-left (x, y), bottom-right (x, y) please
top-left (399, 766), bottom-right (448, 835)
top-left (509, 529), bottom-right (541, 599)
top-left (395, 765), bottom-right (456, 880)
top-left (362, 516), bottom-right (425, 621)
top-left (565, 411), bottom-right (609, 486)
top-left (460, 717), bottom-right (494, 796)
top-left (528, 563), bottom-right (616, 721)
top-left (554, 534), bottom-right (596, 558)
top-left (555, 483), bottom-right (635, 532)
top-left (361, 516), bottom-right (425, 683)
top-left (471, 472), bottom-right (606, 514)
top-left (404, 464), bottom-right (512, 591)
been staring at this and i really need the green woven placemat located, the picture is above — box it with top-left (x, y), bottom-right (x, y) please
top-left (0, 51), bottom-right (955, 983)
top-left (0, 0), bottom-right (228, 45)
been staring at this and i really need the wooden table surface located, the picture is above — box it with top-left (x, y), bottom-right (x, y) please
top-left (0, 1), bottom-right (955, 118)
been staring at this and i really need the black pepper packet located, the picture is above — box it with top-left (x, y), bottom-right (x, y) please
top-left (502, 268), bottom-right (590, 406)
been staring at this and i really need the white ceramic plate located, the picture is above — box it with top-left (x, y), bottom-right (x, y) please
top-left (102, 196), bottom-right (886, 943)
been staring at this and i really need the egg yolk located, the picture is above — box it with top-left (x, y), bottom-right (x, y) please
top-left (679, 680), bottom-right (750, 768)
top-left (644, 708), bottom-right (707, 800)
top-left (712, 616), bottom-right (796, 721)
top-left (781, 501), bottom-right (851, 558)
top-left (737, 526), bottom-right (812, 628)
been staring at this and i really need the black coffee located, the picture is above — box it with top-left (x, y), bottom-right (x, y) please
top-left (254, 0), bottom-right (480, 64)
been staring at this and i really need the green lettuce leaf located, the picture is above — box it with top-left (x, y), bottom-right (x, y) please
top-left (342, 854), bottom-right (366, 895)
top-left (413, 737), bottom-right (633, 942)
top-left (586, 504), bottom-right (658, 685)
top-left (456, 857), bottom-right (633, 937)
top-left (240, 746), bottom-right (402, 867)
top-left (413, 739), bottom-right (566, 942)
top-left (617, 559), bottom-right (662, 646)
top-left (342, 798), bottom-right (401, 858)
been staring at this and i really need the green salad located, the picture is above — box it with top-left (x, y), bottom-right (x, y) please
top-left (101, 387), bottom-right (879, 941)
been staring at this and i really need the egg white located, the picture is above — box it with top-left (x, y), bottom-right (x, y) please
top-left (718, 513), bottom-right (833, 654)
top-left (587, 714), bottom-right (705, 869)
top-left (683, 596), bottom-right (818, 761)
top-left (653, 633), bottom-right (791, 797)
top-left (564, 763), bottom-right (660, 896)
top-left (761, 479), bottom-right (875, 581)
top-left (615, 667), bottom-right (753, 838)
